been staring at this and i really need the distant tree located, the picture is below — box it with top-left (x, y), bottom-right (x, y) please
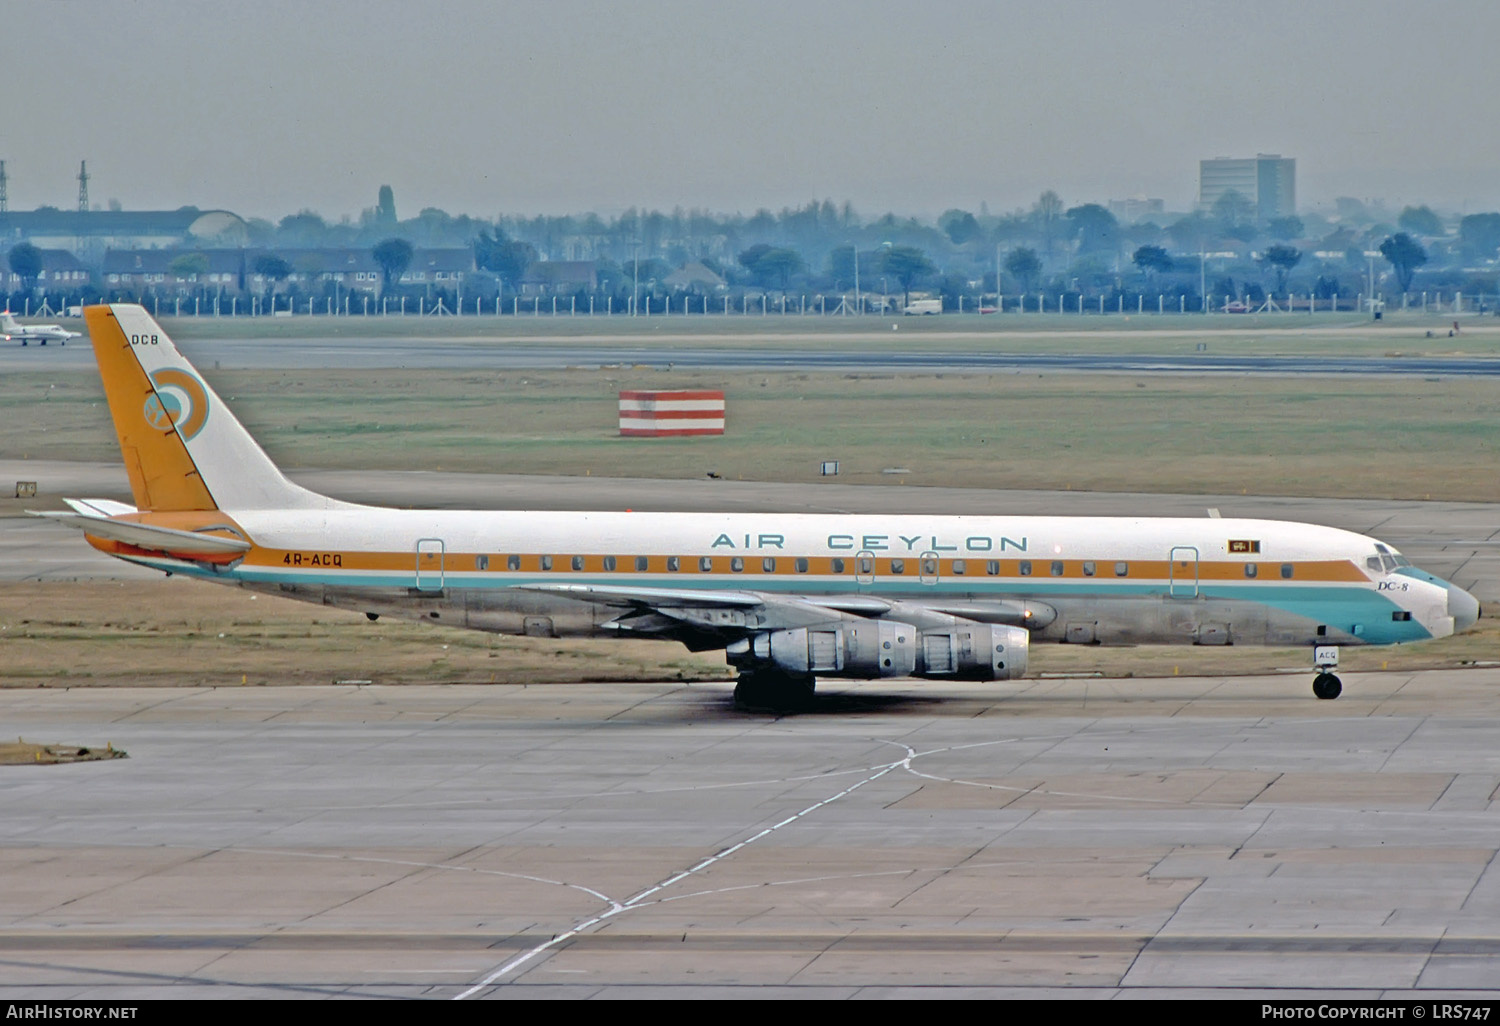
top-left (1212, 190), bottom-right (1254, 230)
top-left (1031, 191), bottom-right (1065, 255)
top-left (827, 245), bottom-right (857, 286)
top-left (251, 255), bottom-right (292, 297)
top-left (1167, 212), bottom-right (1214, 253)
top-left (370, 238), bottom-right (413, 294)
top-left (473, 230), bottom-right (534, 295)
top-left (736, 243), bottom-right (773, 280)
top-left (6, 242), bottom-right (42, 291)
top-left (1066, 204), bottom-right (1120, 256)
top-left (939, 209), bottom-right (981, 245)
top-left (1398, 205), bottom-right (1443, 237)
top-left (1459, 213), bottom-right (1500, 261)
top-left (167, 253), bottom-right (210, 287)
top-left (1267, 215), bottom-right (1304, 241)
top-left (1132, 244), bottom-right (1173, 284)
top-left (1378, 233), bottom-right (1427, 293)
top-left (276, 210), bottom-right (328, 246)
top-left (1003, 247), bottom-right (1042, 293)
top-left (879, 245), bottom-right (935, 307)
top-left (1261, 244), bottom-right (1302, 295)
top-left (751, 247), bottom-right (806, 292)
top-left (376, 185), bottom-right (397, 225)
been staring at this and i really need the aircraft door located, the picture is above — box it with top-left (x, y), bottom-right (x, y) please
top-left (1169, 546), bottom-right (1199, 598)
top-left (919, 550), bottom-right (940, 585)
top-left (416, 538), bottom-right (445, 591)
top-left (856, 550), bottom-right (876, 587)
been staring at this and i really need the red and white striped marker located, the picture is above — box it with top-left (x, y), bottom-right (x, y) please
top-left (618, 389), bottom-right (725, 436)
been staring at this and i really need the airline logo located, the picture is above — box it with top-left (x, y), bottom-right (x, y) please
top-left (145, 367), bottom-right (210, 440)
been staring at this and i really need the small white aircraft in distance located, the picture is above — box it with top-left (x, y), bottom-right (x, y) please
top-left (35, 304), bottom-right (1482, 711)
top-left (3, 310), bottom-right (81, 346)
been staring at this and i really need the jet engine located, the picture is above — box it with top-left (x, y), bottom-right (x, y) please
top-left (726, 620), bottom-right (1027, 681)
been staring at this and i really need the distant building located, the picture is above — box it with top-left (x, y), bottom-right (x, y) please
top-left (102, 247), bottom-right (474, 293)
top-left (1198, 155), bottom-right (1296, 220)
top-left (663, 261), bottom-right (726, 292)
top-left (0, 207), bottom-right (249, 259)
top-left (519, 260), bottom-right (598, 294)
top-left (0, 248), bottom-right (89, 292)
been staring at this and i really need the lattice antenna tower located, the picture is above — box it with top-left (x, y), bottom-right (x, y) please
top-left (77, 160), bottom-right (89, 212)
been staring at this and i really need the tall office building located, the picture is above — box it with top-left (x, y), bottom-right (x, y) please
top-left (1198, 154), bottom-right (1296, 220)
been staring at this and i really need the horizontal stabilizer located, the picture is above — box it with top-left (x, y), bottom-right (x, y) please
top-left (30, 511), bottom-right (251, 556)
top-left (63, 498), bottom-right (138, 518)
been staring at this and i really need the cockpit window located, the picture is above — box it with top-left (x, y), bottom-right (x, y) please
top-left (1370, 544), bottom-right (1406, 573)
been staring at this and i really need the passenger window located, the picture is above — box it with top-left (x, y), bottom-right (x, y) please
top-left (476, 555), bottom-right (489, 571)
top-left (857, 557), bottom-right (874, 575)
top-left (666, 556), bottom-right (680, 572)
top-left (507, 555), bottom-right (521, 571)
top-left (571, 556), bottom-right (584, 571)
top-left (831, 558), bottom-right (845, 574)
top-left (636, 556), bottom-right (648, 572)
top-left (1244, 563), bottom-right (1258, 578)
top-left (699, 556), bottom-right (713, 572)
top-left (1082, 561), bottom-right (1095, 577)
top-left (1114, 562), bottom-right (1128, 577)
top-left (762, 557), bottom-right (776, 573)
top-left (1281, 563), bottom-right (1295, 579)
top-left (1018, 561), bottom-right (1031, 576)
top-left (987, 560), bottom-right (999, 575)
top-left (795, 558), bottom-right (809, 573)
top-left (921, 557), bottom-right (938, 576)
top-left (952, 559), bottom-right (966, 575)
top-left (1050, 561), bottom-right (1064, 576)
top-left (540, 555), bottom-right (553, 571)
top-left (731, 557), bottom-right (744, 573)
top-left (603, 556), bottom-right (616, 571)
top-left (890, 559), bottom-right (905, 575)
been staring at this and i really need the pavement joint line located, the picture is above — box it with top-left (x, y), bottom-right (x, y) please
top-left (452, 742), bottom-right (919, 999)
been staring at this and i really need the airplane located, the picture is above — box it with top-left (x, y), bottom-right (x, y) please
top-left (3, 310), bottom-right (81, 346)
top-left (34, 303), bottom-right (1482, 711)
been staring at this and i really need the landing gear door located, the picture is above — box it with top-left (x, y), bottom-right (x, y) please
top-left (416, 538), bottom-right (445, 592)
top-left (1169, 545), bottom-right (1199, 599)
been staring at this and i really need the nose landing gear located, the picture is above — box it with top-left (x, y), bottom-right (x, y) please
top-left (1312, 644), bottom-right (1341, 700)
top-left (1313, 672), bottom-right (1343, 700)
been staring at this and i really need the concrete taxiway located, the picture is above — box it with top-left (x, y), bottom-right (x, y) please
top-left (4, 463), bottom-right (1500, 997)
top-left (6, 673), bottom-right (1500, 998)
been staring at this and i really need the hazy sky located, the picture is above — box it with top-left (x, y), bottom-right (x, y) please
top-left (6, 0), bottom-right (1498, 222)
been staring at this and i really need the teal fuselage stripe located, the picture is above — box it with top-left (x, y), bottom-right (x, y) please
top-left (150, 561), bottom-right (1432, 645)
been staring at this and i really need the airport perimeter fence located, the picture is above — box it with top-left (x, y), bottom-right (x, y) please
top-left (20, 289), bottom-right (1500, 321)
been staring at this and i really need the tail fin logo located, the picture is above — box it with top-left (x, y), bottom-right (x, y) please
top-left (144, 367), bottom-right (210, 440)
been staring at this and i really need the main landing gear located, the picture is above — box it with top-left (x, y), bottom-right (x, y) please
top-left (1312, 644), bottom-right (1341, 700)
top-left (734, 671), bottom-right (816, 713)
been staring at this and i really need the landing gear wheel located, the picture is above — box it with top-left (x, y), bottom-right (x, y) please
top-left (734, 671), bottom-right (816, 713)
top-left (1312, 672), bottom-right (1342, 700)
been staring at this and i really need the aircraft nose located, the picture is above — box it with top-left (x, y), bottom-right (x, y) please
top-left (1448, 582), bottom-right (1481, 633)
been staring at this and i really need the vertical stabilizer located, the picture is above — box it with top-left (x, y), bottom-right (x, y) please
top-left (85, 304), bottom-right (352, 512)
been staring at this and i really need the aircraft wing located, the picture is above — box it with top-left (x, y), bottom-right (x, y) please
top-left (513, 582), bottom-right (1053, 649)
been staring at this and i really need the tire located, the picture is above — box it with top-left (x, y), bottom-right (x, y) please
top-left (1312, 672), bottom-right (1343, 700)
